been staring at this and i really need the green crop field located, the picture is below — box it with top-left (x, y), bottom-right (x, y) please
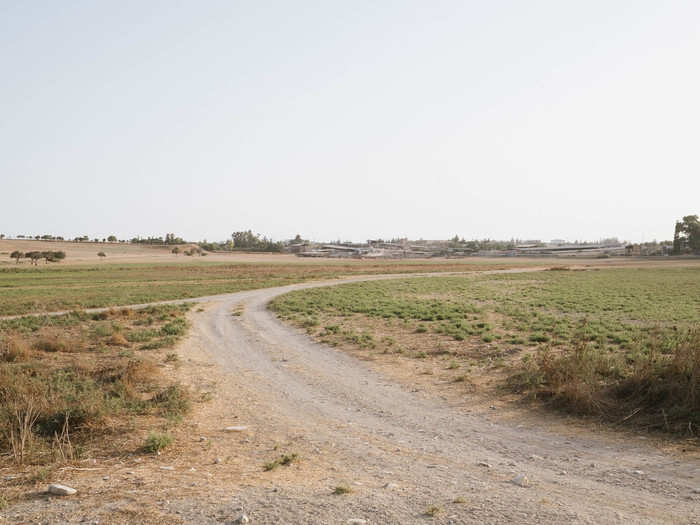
top-left (0, 260), bottom-right (521, 316)
top-left (271, 266), bottom-right (700, 434)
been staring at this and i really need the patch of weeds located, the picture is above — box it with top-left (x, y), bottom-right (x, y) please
top-left (332, 485), bottom-right (352, 495)
top-left (160, 318), bottom-right (187, 336)
top-left (144, 431), bottom-right (173, 453)
top-left (164, 353), bottom-right (179, 363)
top-left (152, 383), bottom-right (191, 418)
top-left (447, 360), bottom-right (460, 370)
top-left (263, 452), bottom-right (299, 471)
top-left (425, 505), bottom-right (441, 517)
top-left (453, 496), bottom-right (466, 504)
top-left (529, 332), bottom-right (550, 343)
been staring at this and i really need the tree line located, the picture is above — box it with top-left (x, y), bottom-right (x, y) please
top-left (10, 251), bottom-right (66, 265)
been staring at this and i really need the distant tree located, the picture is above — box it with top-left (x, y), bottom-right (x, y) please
top-left (171, 247), bottom-right (180, 256)
top-left (0, 234), bottom-right (5, 239)
top-left (97, 251), bottom-right (106, 259)
top-left (10, 251), bottom-right (23, 263)
top-left (673, 215), bottom-right (700, 254)
top-left (25, 251), bottom-right (41, 265)
top-left (107, 235), bottom-right (117, 242)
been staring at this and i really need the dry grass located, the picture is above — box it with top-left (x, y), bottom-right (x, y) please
top-left (0, 304), bottom-right (194, 466)
top-left (510, 325), bottom-right (700, 434)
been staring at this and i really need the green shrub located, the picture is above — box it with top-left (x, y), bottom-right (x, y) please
top-left (144, 431), bottom-right (173, 453)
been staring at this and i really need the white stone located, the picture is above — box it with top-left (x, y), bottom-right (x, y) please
top-left (383, 482), bottom-right (399, 490)
top-left (48, 484), bottom-right (77, 496)
top-left (477, 461), bottom-right (492, 468)
top-left (347, 520), bottom-right (367, 525)
top-left (225, 426), bottom-right (248, 432)
top-left (511, 474), bottom-right (530, 487)
top-left (233, 515), bottom-right (249, 524)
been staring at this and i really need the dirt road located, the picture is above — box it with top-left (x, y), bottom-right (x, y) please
top-left (3, 273), bottom-right (699, 524)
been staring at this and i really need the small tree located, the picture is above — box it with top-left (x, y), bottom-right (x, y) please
top-left (107, 235), bottom-right (117, 242)
top-left (171, 247), bottom-right (180, 256)
top-left (10, 251), bottom-right (23, 264)
top-left (0, 234), bottom-right (5, 239)
top-left (25, 251), bottom-right (41, 265)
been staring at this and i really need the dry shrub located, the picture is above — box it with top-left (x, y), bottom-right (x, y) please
top-left (34, 328), bottom-right (86, 353)
top-left (124, 359), bottom-right (158, 386)
top-left (1, 336), bottom-right (31, 363)
top-left (107, 333), bottom-right (129, 346)
top-left (510, 326), bottom-right (700, 434)
top-left (0, 366), bottom-right (47, 463)
top-left (152, 383), bottom-right (191, 418)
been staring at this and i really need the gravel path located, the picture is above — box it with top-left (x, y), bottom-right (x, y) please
top-left (179, 276), bottom-right (699, 524)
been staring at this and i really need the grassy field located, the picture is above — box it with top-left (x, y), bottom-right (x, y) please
top-left (0, 304), bottom-right (194, 471)
top-left (271, 266), bottom-right (700, 434)
top-left (0, 260), bottom-right (527, 316)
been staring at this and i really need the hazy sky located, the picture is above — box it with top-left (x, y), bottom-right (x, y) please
top-left (1, 1), bottom-right (698, 243)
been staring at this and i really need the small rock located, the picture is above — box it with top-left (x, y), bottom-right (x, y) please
top-left (383, 482), bottom-right (399, 490)
top-left (528, 454), bottom-right (543, 461)
top-left (214, 457), bottom-right (222, 464)
top-left (692, 488), bottom-right (700, 494)
top-left (233, 515), bottom-right (249, 524)
top-left (159, 466), bottom-right (175, 471)
top-left (477, 461), bottom-right (492, 468)
top-left (103, 476), bottom-right (110, 481)
top-left (511, 474), bottom-right (530, 487)
top-left (199, 436), bottom-right (206, 442)
top-left (225, 426), bottom-right (248, 432)
top-left (633, 470), bottom-right (644, 476)
top-left (347, 520), bottom-right (367, 525)
top-left (48, 484), bottom-right (77, 496)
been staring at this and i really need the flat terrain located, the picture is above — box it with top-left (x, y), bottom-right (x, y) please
top-left (1, 264), bottom-right (699, 524)
top-left (1, 259), bottom-right (698, 523)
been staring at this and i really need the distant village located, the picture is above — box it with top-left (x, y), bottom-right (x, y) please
top-left (286, 238), bottom-right (673, 259)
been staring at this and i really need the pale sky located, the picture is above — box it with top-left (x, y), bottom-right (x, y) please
top-left (1, 1), bottom-right (698, 243)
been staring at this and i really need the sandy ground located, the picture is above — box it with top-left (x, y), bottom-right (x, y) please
top-left (0, 239), bottom-right (305, 265)
top-left (2, 270), bottom-right (698, 524)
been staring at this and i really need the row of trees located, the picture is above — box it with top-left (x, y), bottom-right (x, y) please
top-left (230, 230), bottom-right (283, 252)
top-left (10, 250), bottom-right (66, 265)
top-left (131, 233), bottom-right (185, 245)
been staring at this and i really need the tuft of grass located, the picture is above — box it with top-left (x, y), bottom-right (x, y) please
top-left (152, 383), bottom-right (191, 418)
top-left (332, 485), bottom-right (352, 495)
top-left (452, 496), bottom-right (466, 504)
top-left (425, 505), bottom-right (441, 517)
top-left (263, 452), bottom-right (299, 471)
top-left (144, 431), bottom-right (173, 453)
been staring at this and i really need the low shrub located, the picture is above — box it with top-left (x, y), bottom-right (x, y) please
top-left (144, 431), bottom-right (173, 453)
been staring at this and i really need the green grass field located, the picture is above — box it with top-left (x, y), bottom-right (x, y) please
top-left (271, 266), bottom-right (700, 433)
top-left (0, 260), bottom-right (522, 316)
